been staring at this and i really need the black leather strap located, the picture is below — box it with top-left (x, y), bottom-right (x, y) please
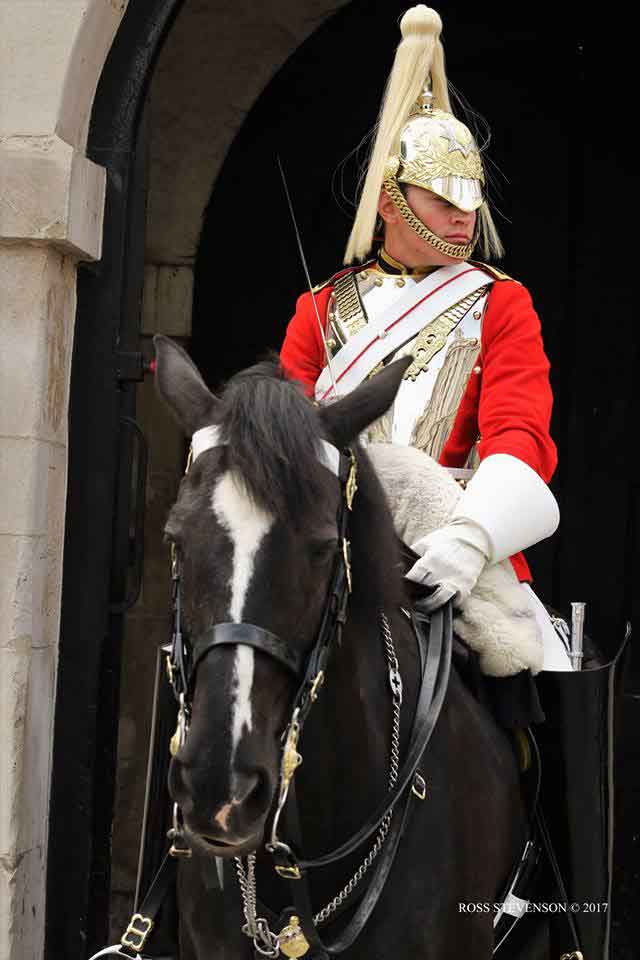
top-left (191, 623), bottom-right (305, 679)
top-left (535, 809), bottom-right (582, 952)
top-left (269, 602), bottom-right (452, 956)
top-left (283, 779), bottom-right (417, 958)
top-left (114, 852), bottom-right (178, 959)
top-left (295, 602), bottom-right (452, 871)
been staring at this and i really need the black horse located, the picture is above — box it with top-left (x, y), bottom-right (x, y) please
top-left (154, 335), bottom-right (530, 959)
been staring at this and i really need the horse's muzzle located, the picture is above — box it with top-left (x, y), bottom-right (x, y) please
top-left (169, 756), bottom-right (274, 845)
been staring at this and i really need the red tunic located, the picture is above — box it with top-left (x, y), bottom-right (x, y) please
top-left (280, 273), bottom-right (557, 582)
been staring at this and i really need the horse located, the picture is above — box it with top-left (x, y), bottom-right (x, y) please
top-left (153, 335), bottom-right (531, 960)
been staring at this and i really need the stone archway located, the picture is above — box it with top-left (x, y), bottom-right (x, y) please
top-left (0, 3), bottom-right (128, 959)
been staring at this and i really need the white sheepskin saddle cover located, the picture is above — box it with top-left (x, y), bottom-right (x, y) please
top-left (368, 443), bottom-right (543, 677)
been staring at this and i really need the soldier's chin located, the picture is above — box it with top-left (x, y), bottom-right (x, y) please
top-left (185, 826), bottom-right (261, 858)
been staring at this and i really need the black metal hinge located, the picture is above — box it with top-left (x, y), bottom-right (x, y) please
top-left (116, 351), bottom-right (154, 383)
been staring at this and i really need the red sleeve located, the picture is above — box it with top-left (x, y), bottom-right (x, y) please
top-left (441, 278), bottom-right (557, 583)
top-left (280, 287), bottom-right (334, 397)
top-left (477, 280), bottom-right (557, 482)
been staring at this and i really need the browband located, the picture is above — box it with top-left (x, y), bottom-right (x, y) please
top-left (191, 425), bottom-right (341, 477)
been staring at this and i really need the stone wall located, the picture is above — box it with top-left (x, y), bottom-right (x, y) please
top-left (0, 3), bottom-right (126, 957)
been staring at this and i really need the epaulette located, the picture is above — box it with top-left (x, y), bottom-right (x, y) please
top-left (311, 260), bottom-right (375, 295)
top-left (469, 260), bottom-right (519, 283)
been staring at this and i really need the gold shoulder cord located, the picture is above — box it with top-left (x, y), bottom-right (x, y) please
top-left (333, 271), bottom-right (368, 338)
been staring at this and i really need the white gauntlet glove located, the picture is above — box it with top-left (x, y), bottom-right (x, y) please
top-left (405, 453), bottom-right (560, 611)
top-left (406, 519), bottom-right (490, 611)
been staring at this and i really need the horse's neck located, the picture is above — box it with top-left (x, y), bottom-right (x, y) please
top-left (297, 601), bottom-right (418, 845)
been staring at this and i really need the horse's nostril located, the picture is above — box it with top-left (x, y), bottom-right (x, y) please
top-left (234, 769), bottom-right (270, 816)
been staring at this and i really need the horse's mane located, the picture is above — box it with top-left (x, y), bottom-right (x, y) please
top-left (218, 359), bottom-right (404, 608)
top-left (218, 359), bottom-right (328, 525)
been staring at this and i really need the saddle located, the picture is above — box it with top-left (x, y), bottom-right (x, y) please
top-left (399, 537), bottom-right (545, 729)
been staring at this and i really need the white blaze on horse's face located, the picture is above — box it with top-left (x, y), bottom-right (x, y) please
top-left (212, 471), bottom-right (274, 756)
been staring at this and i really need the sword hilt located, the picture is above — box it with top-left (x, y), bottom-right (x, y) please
top-left (570, 602), bottom-right (586, 671)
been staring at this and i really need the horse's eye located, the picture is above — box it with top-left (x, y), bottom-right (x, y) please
top-left (307, 537), bottom-right (338, 562)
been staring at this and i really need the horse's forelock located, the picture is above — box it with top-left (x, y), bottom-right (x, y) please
top-left (218, 361), bottom-right (328, 524)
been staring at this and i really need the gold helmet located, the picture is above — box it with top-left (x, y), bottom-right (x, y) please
top-left (345, 6), bottom-right (502, 264)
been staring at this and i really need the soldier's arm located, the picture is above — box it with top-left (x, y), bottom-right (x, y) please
top-left (280, 287), bottom-right (334, 397)
top-left (477, 279), bottom-right (557, 482)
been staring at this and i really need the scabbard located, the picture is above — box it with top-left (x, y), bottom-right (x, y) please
top-left (535, 625), bottom-right (630, 959)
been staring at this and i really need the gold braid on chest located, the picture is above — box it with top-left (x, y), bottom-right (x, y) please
top-left (403, 285), bottom-right (489, 380)
top-left (330, 272), bottom-right (489, 379)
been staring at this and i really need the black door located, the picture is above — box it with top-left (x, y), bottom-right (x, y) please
top-left (45, 3), bottom-right (184, 957)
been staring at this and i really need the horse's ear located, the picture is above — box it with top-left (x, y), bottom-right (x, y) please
top-left (153, 335), bottom-right (219, 436)
top-left (319, 356), bottom-right (412, 447)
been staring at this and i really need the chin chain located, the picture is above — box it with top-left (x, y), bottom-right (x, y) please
top-left (383, 174), bottom-right (476, 260)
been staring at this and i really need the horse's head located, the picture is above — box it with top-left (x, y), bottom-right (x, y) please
top-left (154, 336), bottom-right (409, 856)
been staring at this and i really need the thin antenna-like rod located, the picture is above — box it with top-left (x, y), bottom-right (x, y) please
top-left (277, 156), bottom-right (338, 396)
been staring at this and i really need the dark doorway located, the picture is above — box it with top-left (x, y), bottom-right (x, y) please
top-left (192, 6), bottom-right (638, 954)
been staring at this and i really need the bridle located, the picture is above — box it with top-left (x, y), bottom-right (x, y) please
top-left (165, 437), bottom-right (359, 849)
top-left (164, 427), bottom-right (453, 959)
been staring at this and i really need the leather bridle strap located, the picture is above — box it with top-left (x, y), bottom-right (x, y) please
top-left (183, 450), bottom-right (354, 701)
top-left (286, 601), bottom-right (452, 873)
top-left (190, 623), bottom-right (306, 681)
top-left (279, 775), bottom-right (416, 959)
top-left (272, 601), bottom-right (453, 957)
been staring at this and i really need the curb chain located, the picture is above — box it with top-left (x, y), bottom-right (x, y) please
top-left (236, 612), bottom-right (402, 947)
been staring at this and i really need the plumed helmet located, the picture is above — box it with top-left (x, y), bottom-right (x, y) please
top-left (344, 6), bottom-right (501, 264)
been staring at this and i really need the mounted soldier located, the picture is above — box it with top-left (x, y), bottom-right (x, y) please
top-left (280, 5), bottom-right (626, 957)
top-left (281, 4), bottom-right (568, 670)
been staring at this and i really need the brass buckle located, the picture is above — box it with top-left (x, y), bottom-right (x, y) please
top-left (345, 452), bottom-right (358, 511)
top-left (168, 802), bottom-right (192, 859)
top-left (412, 772), bottom-right (427, 801)
top-left (309, 670), bottom-right (325, 702)
top-left (168, 837), bottom-right (193, 858)
top-left (275, 863), bottom-right (302, 880)
top-left (121, 913), bottom-right (153, 953)
top-left (165, 654), bottom-right (174, 687)
top-left (342, 538), bottom-right (353, 594)
top-left (282, 721), bottom-right (303, 787)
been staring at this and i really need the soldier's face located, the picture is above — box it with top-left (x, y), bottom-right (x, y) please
top-left (378, 185), bottom-right (477, 267)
